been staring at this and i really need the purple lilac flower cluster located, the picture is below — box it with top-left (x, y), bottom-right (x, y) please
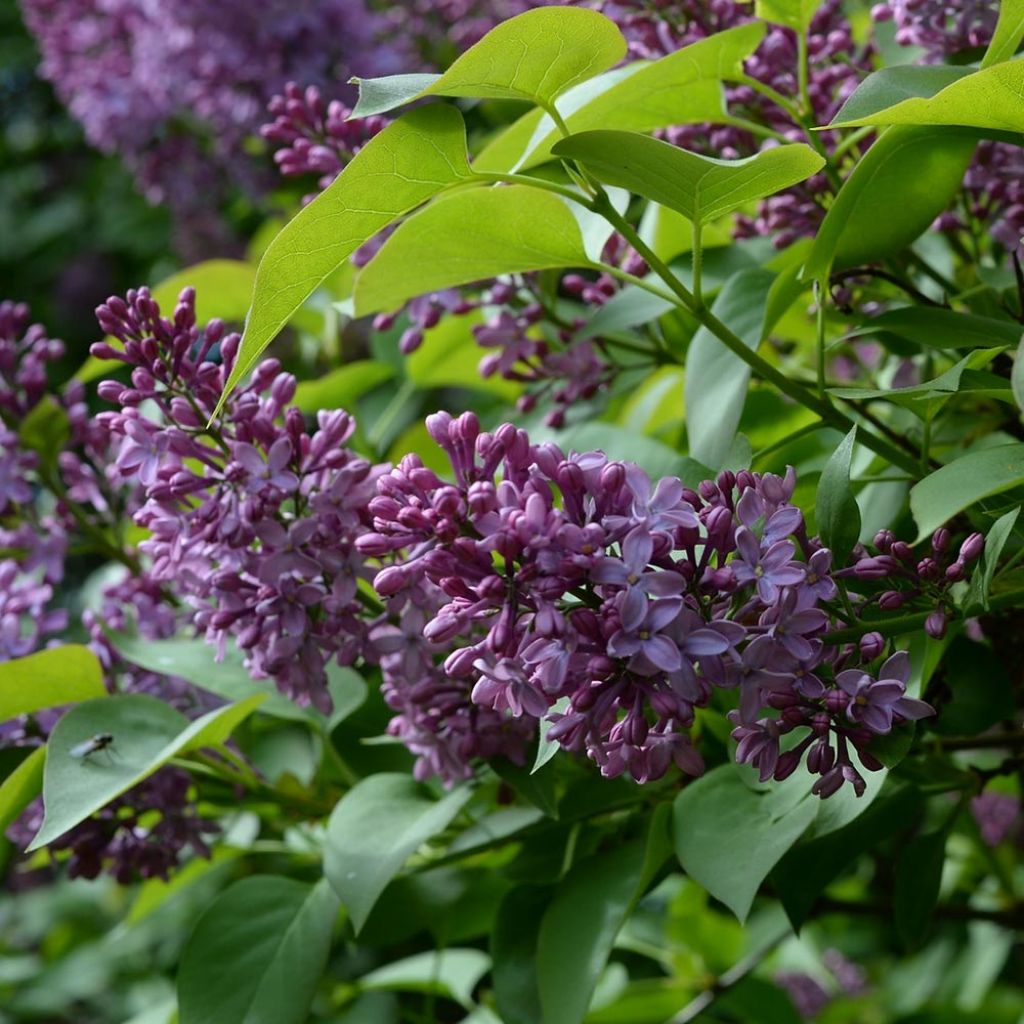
top-left (9, 768), bottom-right (217, 883)
top-left (850, 526), bottom-right (984, 641)
top-left (360, 410), bottom-right (933, 794)
top-left (19, 0), bottom-right (405, 255)
top-left (91, 286), bottom-right (387, 712)
top-left (871, 0), bottom-right (997, 56)
top-left (261, 83), bottom-right (390, 201)
top-left (776, 949), bottom-right (870, 1019)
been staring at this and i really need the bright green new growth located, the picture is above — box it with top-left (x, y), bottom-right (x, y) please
top-left (410, 6), bottom-right (626, 107)
top-left (755, 0), bottom-right (823, 31)
top-left (216, 104), bottom-right (473, 414)
top-left (501, 22), bottom-right (767, 171)
top-left (353, 185), bottom-right (593, 316)
top-left (552, 130), bottom-right (825, 227)
top-left (983, 0), bottom-right (1024, 67)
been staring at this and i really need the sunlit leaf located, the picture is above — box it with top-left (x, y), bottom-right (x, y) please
top-left (218, 105), bottom-right (472, 410)
top-left (353, 185), bottom-right (591, 315)
top-left (553, 132), bottom-right (823, 227)
top-left (0, 645), bottom-right (105, 722)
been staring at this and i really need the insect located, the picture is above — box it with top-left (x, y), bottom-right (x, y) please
top-left (69, 733), bottom-right (116, 761)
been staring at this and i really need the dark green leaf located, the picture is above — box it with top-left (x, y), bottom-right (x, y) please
top-left (109, 631), bottom-right (302, 719)
top-left (830, 65), bottom-right (972, 126)
top-left (29, 693), bottom-right (264, 850)
top-left (771, 782), bottom-right (923, 928)
top-left (928, 636), bottom-right (1015, 735)
top-left (816, 426), bottom-right (861, 565)
top-left (577, 284), bottom-right (675, 340)
top-left (323, 773), bottom-right (472, 932)
top-left (491, 756), bottom-right (560, 818)
top-left (18, 397), bottom-right (70, 473)
top-left (492, 886), bottom-right (553, 1024)
top-left (853, 307), bottom-right (1022, 351)
top-left (965, 506), bottom-right (1020, 612)
top-left (552, 132), bottom-right (824, 227)
top-left (830, 60), bottom-right (1024, 131)
top-left (894, 830), bottom-right (947, 947)
top-left (536, 840), bottom-right (651, 1024)
top-left (359, 949), bottom-right (490, 1009)
top-left (0, 645), bottom-right (105, 722)
top-left (0, 745), bottom-right (45, 835)
top-left (1012, 334), bottom-right (1024, 411)
top-left (218, 105), bottom-right (472, 409)
top-left (909, 442), bottom-right (1024, 541)
top-left (685, 269), bottom-right (775, 470)
top-left (177, 876), bottom-right (338, 1024)
top-left (353, 185), bottom-right (591, 316)
top-left (804, 126), bottom-right (976, 277)
top-left (674, 764), bottom-right (817, 922)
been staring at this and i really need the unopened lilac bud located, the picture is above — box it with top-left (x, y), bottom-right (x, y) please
top-left (891, 541), bottom-right (914, 563)
top-left (717, 469), bottom-right (736, 493)
top-left (399, 327), bottom-right (423, 355)
top-left (96, 380), bottom-right (125, 402)
top-left (372, 565), bottom-right (409, 596)
top-left (600, 462), bottom-right (625, 492)
top-left (959, 532), bottom-right (984, 564)
top-left (873, 529), bottom-right (894, 552)
top-left (859, 631), bottom-right (885, 660)
top-left (854, 555), bottom-right (899, 579)
top-left (774, 750), bottom-right (802, 780)
top-left (916, 557), bottom-right (938, 580)
top-left (878, 590), bottom-right (905, 611)
top-left (945, 560), bottom-right (966, 582)
top-left (931, 527), bottom-right (951, 554)
top-left (925, 610), bottom-right (948, 639)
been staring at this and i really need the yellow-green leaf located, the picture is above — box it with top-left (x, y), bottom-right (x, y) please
top-left (0, 645), bottom-right (106, 722)
top-left (77, 259), bottom-right (256, 383)
top-left (216, 105), bottom-right (473, 412)
top-left (353, 185), bottom-right (591, 316)
top-left (552, 131), bottom-right (824, 226)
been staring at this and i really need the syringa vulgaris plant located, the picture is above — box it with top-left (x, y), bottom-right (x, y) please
top-left (2, 3), bottom-right (1024, 1023)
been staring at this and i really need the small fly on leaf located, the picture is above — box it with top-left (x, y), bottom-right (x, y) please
top-left (70, 733), bottom-right (115, 761)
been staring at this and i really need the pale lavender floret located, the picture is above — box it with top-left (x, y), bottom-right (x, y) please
top-left (732, 527), bottom-right (806, 604)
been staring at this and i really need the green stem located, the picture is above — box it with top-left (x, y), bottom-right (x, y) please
top-left (721, 114), bottom-right (792, 145)
top-left (815, 279), bottom-right (826, 398)
top-left (692, 220), bottom-right (704, 312)
top-left (472, 170), bottom-right (589, 205)
top-left (822, 585), bottom-right (1024, 645)
top-left (832, 125), bottom-right (873, 159)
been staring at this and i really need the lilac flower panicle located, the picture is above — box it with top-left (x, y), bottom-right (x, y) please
top-left (363, 409), bottom-right (937, 794)
top-left (92, 285), bottom-right (386, 712)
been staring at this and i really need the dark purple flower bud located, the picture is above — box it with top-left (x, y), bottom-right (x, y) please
top-left (945, 560), bottom-right (966, 582)
top-left (931, 527), bottom-right (951, 553)
top-left (873, 529), bottom-right (895, 552)
top-left (925, 609), bottom-right (948, 639)
top-left (959, 532), bottom-right (984, 564)
top-left (859, 631), bottom-right (885, 660)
